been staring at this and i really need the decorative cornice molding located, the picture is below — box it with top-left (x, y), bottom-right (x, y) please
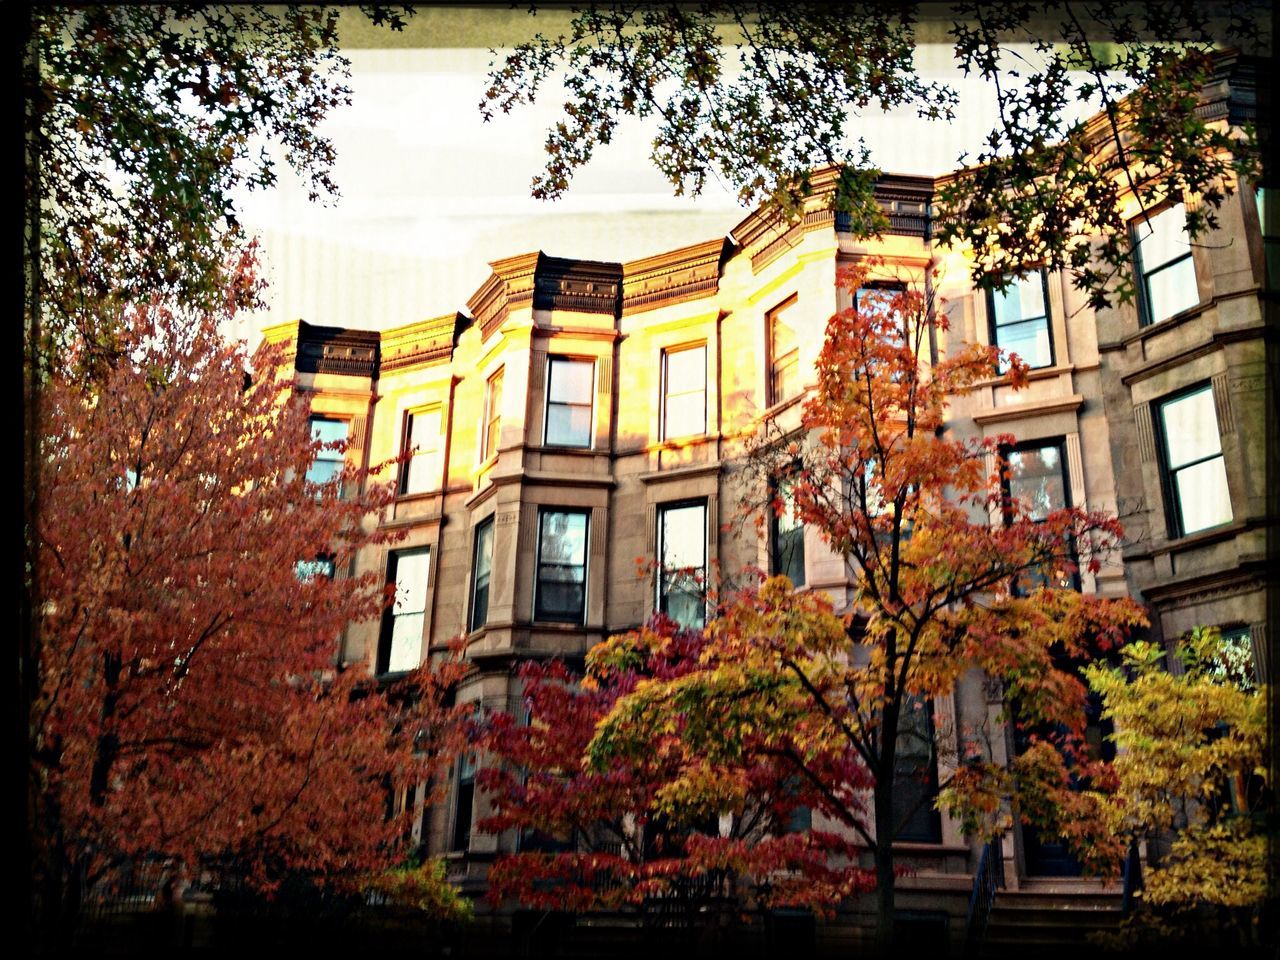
top-left (379, 312), bottom-right (464, 373)
top-left (534, 255), bottom-right (623, 316)
top-left (293, 321), bottom-right (380, 377)
top-left (622, 237), bottom-right (729, 315)
top-left (468, 250), bottom-right (540, 342)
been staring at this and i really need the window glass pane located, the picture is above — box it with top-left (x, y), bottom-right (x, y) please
top-left (1174, 456), bottom-right (1232, 534)
top-left (545, 403), bottom-right (593, 447)
top-left (661, 503), bottom-right (706, 569)
top-left (307, 418), bottom-right (347, 485)
top-left (1136, 203), bottom-right (1189, 270)
top-left (665, 345), bottom-right (706, 392)
top-left (548, 358), bottom-right (593, 404)
top-left (1145, 258), bottom-right (1198, 324)
top-left (995, 317), bottom-right (1052, 369)
top-left (295, 558), bottom-right (335, 581)
top-left (484, 370), bottom-right (503, 458)
top-left (892, 696), bottom-right (941, 843)
top-left (470, 520), bottom-right (494, 630)
top-left (393, 549), bottom-right (430, 613)
top-left (1008, 444), bottom-right (1067, 520)
top-left (770, 301), bottom-right (799, 404)
top-left (310, 418), bottom-right (348, 446)
top-left (306, 459), bottom-right (342, 486)
top-left (1160, 387), bottom-right (1221, 468)
top-left (388, 612), bottom-right (424, 673)
top-left (659, 502), bottom-right (706, 629)
top-left (773, 477), bottom-right (805, 587)
top-left (991, 273), bottom-right (1046, 326)
top-left (403, 409), bottom-right (442, 495)
top-left (663, 392), bottom-right (705, 439)
top-left (663, 345), bottom-right (707, 440)
top-left (537, 510), bottom-right (589, 621)
top-left (856, 286), bottom-right (899, 316)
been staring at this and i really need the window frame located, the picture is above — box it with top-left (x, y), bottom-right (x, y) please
top-left (399, 406), bottom-right (443, 497)
top-left (469, 515), bottom-right (496, 633)
top-left (306, 416), bottom-right (349, 488)
top-left (377, 546), bottom-right (431, 676)
top-left (533, 507), bottom-right (591, 624)
top-left (656, 498), bottom-right (708, 629)
top-left (660, 342), bottom-right (708, 441)
top-left (1132, 202), bottom-right (1198, 327)
top-left (769, 470), bottom-right (806, 588)
top-left (1153, 382), bottom-right (1232, 539)
top-left (482, 367), bottom-right (504, 461)
top-left (999, 437), bottom-right (1080, 593)
top-left (543, 355), bottom-right (595, 449)
top-left (452, 751), bottom-right (477, 852)
top-left (767, 294), bottom-right (800, 407)
top-left (891, 695), bottom-right (943, 844)
top-left (985, 269), bottom-right (1055, 371)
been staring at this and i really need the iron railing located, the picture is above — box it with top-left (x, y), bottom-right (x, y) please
top-left (963, 836), bottom-right (1003, 957)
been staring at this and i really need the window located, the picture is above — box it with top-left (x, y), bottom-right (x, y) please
top-left (892, 695), bottom-right (942, 843)
top-left (379, 547), bottom-right (430, 674)
top-left (1003, 440), bottom-right (1069, 522)
top-left (482, 368), bottom-right (504, 460)
top-left (988, 271), bottom-right (1053, 370)
top-left (295, 557), bottom-right (336, 582)
top-left (1156, 384), bottom-right (1231, 537)
top-left (534, 508), bottom-right (589, 623)
top-left (1001, 439), bottom-right (1078, 591)
top-left (770, 474), bottom-right (805, 587)
top-left (544, 357), bottom-right (594, 447)
top-left (1133, 203), bottom-right (1198, 325)
top-left (1210, 627), bottom-right (1257, 691)
top-left (307, 417), bottom-right (348, 486)
top-left (657, 500), bottom-right (707, 629)
top-left (768, 296), bottom-right (799, 406)
top-left (661, 344), bottom-right (706, 440)
top-left (856, 282), bottom-right (908, 342)
top-left (469, 516), bottom-right (495, 632)
top-left (452, 752), bottom-right (477, 851)
top-left (400, 407), bottom-right (443, 496)
top-left (1258, 186), bottom-right (1279, 291)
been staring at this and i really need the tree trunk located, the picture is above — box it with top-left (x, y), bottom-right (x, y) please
top-left (873, 803), bottom-right (897, 958)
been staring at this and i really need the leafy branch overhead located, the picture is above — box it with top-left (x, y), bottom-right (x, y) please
top-left (483, 2), bottom-right (1266, 304)
top-left (27, 4), bottom-right (413, 354)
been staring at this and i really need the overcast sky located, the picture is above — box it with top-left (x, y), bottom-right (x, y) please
top-left (229, 8), bottom-right (1092, 343)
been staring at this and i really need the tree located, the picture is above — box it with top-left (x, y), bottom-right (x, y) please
top-left (475, 618), bottom-right (870, 927)
top-left (482, 2), bottom-right (1266, 307)
top-left (1080, 627), bottom-right (1269, 949)
top-left (584, 262), bottom-right (1148, 954)
top-left (25, 3), bottom-right (414, 357)
top-left (28, 259), bottom-right (467, 948)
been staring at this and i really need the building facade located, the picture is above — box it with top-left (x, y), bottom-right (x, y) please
top-left (260, 58), bottom-right (1270, 951)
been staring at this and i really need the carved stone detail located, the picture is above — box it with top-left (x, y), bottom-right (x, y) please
top-left (1134, 402), bottom-right (1155, 463)
top-left (1211, 372), bottom-right (1234, 434)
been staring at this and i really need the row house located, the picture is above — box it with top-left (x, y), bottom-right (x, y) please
top-left (258, 52), bottom-right (1269, 952)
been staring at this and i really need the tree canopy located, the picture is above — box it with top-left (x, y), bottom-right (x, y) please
top-left (25, 3), bottom-right (412, 360)
top-left (583, 262), bottom-right (1148, 952)
top-left (482, 2), bottom-right (1267, 305)
top-left (29, 255), bottom-right (467, 945)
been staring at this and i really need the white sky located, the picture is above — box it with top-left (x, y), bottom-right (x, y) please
top-left (229, 11), bottom-right (1097, 343)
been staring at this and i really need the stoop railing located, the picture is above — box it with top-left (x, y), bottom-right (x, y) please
top-left (963, 836), bottom-right (1003, 957)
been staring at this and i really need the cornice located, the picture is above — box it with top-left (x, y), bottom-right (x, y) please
top-left (621, 237), bottom-right (729, 315)
top-left (534, 255), bottom-right (623, 316)
top-left (379, 312), bottom-right (463, 373)
top-left (467, 250), bottom-right (540, 342)
top-left (294, 321), bottom-right (380, 378)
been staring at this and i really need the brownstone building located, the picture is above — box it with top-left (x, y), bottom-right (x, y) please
top-left (260, 57), bottom-right (1270, 954)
